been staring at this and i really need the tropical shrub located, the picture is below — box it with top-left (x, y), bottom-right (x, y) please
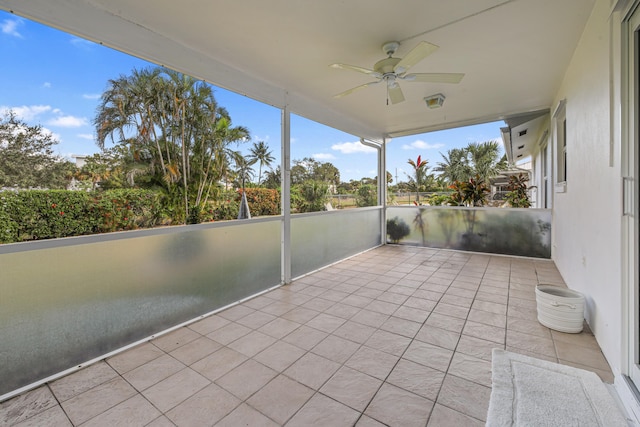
top-left (386, 216), bottom-right (410, 243)
top-left (505, 174), bottom-right (532, 208)
top-left (292, 180), bottom-right (329, 213)
top-left (0, 189), bottom-right (164, 243)
top-left (356, 184), bottom-right (377, 207)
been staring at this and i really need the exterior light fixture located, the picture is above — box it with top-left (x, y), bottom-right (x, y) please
top-left (424, 93), bottom-right (445, 109)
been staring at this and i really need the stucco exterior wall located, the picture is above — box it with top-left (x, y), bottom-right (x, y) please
top-left (551, 0), bottom-right (623, 373)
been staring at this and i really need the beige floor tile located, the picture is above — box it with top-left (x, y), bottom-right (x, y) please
top-left (457, 335), bottom-right (502, 361)
top-left (559, 359), bottom-right (615, 383)
top-left (475, 291), bottom-right (509, 305)
top-left (287, 392), bottom-right (361, 427)
top-left (447, 353), bottom-right (492, 387)
top-left (241, 295), bottom-right (277, 310)
top-left (302, 297), bottom-right (335, 312)
top-left (377, 291), bottom-right (409, 305)
top-left (324, 302), bottom-right (362, 319)
top-left (61, 377), bottom-right (137, 425)
top-left (187, 314), bottom-right (231, 335)
top-left (379, 316), bottom-right (422, 338)
top-left (386, 359), bottom-right (445, 401)
top-left (146, 415), bottom-right (176, 427)
top-left (253, 340), bottom-right (306, 372)
top-left (123, 354), bottom-right (186, 391)
top-left (439, 293), bottom-right (474, 308)
top-left (433, 302), bottom-right (471, 320)
top-left (141, 368), bottom-right (210, 413)
top-left (365, 300), bottom-right (400, 316)
top-left (468, 308), bottom-right (506, 328)
top-left (166, 383), bottom-right (241, 426)
top-left (246, 375), bottom-right (314, 424)
top-left (350, 309), bottom-right (389, 328)
top-left (282, 325), bottom-right (328, 350)
top-left (0, 387), bottom-right (59, 425)
top-left (346, 346), bottom-right (399, 380)
top-left (191, 347), bottom-right (248, 381)
top-left (169, 335), bottom-right (222, 365)
top-left (235, 310), bottom-right (277, 329)
top-left (50, 361), bottom-right (118, 401)
top-left (391, 305), bottom-right (430, 323)
top-left (81, 394), bottom-right (160, 427)
top-left (320, 366), bottom-right (382, 411)
top-left (284, 352), bottom-right (341, 389)
top-left (436, 374), bottom-right (491, 421)
top-left (463, 320), bottom-right (506, 344)
top-left (364, 329), bottom-right (412, 356)
top-left (341, 294), bottom-right (374, 308)
top-left (206, 321), bottom-right (252, 345)
top-left (280, 306), bottom-right (320, 323)
top-left (332, 320), bottom-right (376, 344)
top-left (364, 383), bottom-right (433, 427)
top-left (152, 327), bottom-right (201, 353)
top-left (402, 296), bottom-right (437, 312)
top-left (427, 403), bottom-right (484, 427)
top-left (216, 403), bottom-right (279, 427)
top-left (507, 316), bottom-right (552, 339)
top-left (11, 405), bottom-right (71, 427)
top-left (218, 304), bottom-right (256, 321)
top-left (312, 334), bottom-right (360, 364)
top-left (425, 313), bottom-right (466, 334)
top-left (215, 359), bottom-right (277, 400)
top-left (320, 289), bottom-right (351, 302)
top-left (107, 342), bottom-right (165, 375)
top-left (414, 325), bottom-right (460, 350)
top-left (554, 340), bottom-right (612, 371)
top-left (306, 313), bottom-right (347, 333)
top-left (228, 330), bottom-right (277, 357)
top-left (471, 299), bottom-right (507, 315)
top-left (506, 329), bottom-right (556, 357)
top-left (550, 329), bottom-right (599, 347)
top-left (505, 346), bottom-right (558, 363)
top-left (257, 317), bottom-right (301, 339)
top-left (403, 340), bottom-right (454, 372)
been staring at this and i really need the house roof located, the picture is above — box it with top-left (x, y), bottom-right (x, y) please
top-left (0, 0), bottom-right (595, 143)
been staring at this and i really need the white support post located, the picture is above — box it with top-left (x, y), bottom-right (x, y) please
top-left (281, 106), bottom-right (291, 285)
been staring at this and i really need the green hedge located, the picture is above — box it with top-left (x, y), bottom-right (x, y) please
top-left (211, 188), bottom-right (280, 221)
top-left (0, 189), bottom-right (165, 243)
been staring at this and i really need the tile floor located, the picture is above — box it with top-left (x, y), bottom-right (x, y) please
top-left (1, 246), bottom-right (614, 426)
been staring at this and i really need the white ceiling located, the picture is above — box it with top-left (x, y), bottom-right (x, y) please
top-left (0, 0), bottom-right (595, 143)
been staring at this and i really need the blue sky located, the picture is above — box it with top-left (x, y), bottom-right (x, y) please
top-left (0, 11), bottom-right (504, 183)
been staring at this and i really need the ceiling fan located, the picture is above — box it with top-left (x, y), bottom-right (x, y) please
top-left (330, 41), bottom-right (464, 105)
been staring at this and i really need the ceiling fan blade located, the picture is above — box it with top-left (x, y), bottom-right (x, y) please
top-left (334, 81), bottom-right (381, 98)
top-left (388, 85), bottom-right (405, 104)
top-left (403, 73), bottom-right (465, 83)
top-left (393, 41), bottom-right (439, 74)
top-left (330, 63), bottom-right (382, 78)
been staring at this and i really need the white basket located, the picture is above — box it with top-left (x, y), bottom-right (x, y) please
top-left (535, 285), bottom-right (585, 333)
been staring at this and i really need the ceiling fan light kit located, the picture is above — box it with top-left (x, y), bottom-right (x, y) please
top-left (424, 93), bottom-right (446, 109)
top-left (330, 40), bottom-right (464, 105)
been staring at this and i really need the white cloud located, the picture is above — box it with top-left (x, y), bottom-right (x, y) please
top-left (70, 37), bottom-right (95, 49)
top-left (42, 82), bottom-right (51, 89)
top-left (1, 18), bottom-right (23, 38)
top-left (331, 141), bottom-right (376, 154)
top-left (401, 139), bottom-right (445, 150)
top-left (313, 153), bottom-right (335, 160)
top-left (0, 104), bottom-right (52, 121)
top-left (82, 93), bottom-right (101, 100)
top-left (47, 115), bottom-right (88, 128)
top-left (77, 133), bottom-right (94, 140)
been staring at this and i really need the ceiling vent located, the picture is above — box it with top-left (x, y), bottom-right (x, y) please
top-left (517, 144), bottom-right (525, 150)
top-left (518, 129), bottom-right (528, 137)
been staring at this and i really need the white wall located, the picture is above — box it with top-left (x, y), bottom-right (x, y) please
top-left (551, 0), bottom-right (623, 373)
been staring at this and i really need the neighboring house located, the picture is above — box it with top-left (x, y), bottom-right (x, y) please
top-left (2, 0), bottom-right (640, 421)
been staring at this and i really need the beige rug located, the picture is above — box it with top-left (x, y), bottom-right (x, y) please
top-left (487, 349), bottom-right (628, 426)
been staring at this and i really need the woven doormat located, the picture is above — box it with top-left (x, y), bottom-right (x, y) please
top-left (486, 349), bottom-right (628, 426)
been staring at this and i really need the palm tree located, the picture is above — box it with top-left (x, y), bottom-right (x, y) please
top-left (248, 141), bottom-right (275, 185)
top-left (466, 141), bottom-right (507, 182)
top-left (94, 66), bottom-right (250, 223)
top-left (233, 152), bottom-right (257, 190)
top-left (434, 147), bottom-right (471, 184)
top-left (407, 155), bottom-right (429, 204)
